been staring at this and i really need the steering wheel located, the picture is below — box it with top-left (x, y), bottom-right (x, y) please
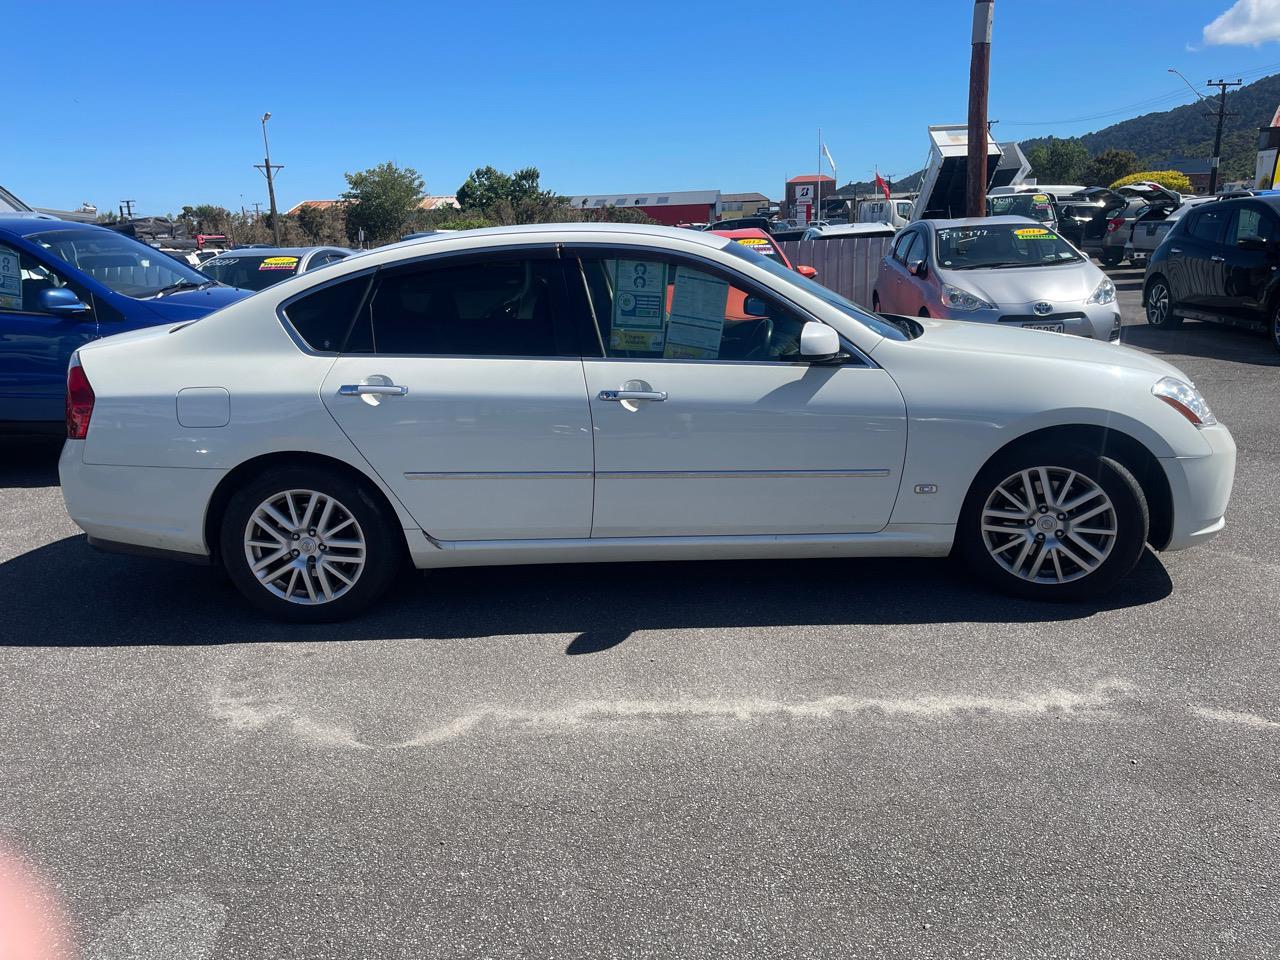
top-left (742, 316), bottom-right (774, 361)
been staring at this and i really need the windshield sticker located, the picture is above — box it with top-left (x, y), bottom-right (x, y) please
top-left (204, 258), bottom-right (237, 268)
top-left (664, 266), bottom-right (728, 360)
top-left (610, 328), bottom-right (665, 352)
top-left (258, 256), bottom-right (299, 271)
top-left (0, 247), bottom-right (21, 310)
top-left (1014, 227), bottom-right (1055, 239)
top-left (1032, 194), bottom-right (1049, 202)
top-left (735, 237), bottom-right (778, 256)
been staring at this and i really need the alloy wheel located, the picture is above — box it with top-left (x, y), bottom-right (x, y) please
top-left (243, 489), bottom-right (366, 604)
top-left (980, 466), bottom-right (1118, 584)
top-left (1146, 282), bottom-right (1169, 326)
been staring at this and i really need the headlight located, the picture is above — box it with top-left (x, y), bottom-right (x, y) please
top-left (1086, 277), bottom-right (1117, 305)
top-left (1152, 376), bottom-right (1216, 427)
top-left (942, 283), bottom-right (994, 312)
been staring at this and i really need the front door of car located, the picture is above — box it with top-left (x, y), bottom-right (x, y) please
top-left (568, 248), bottom-right (907, 537)
top-left (1221, 204), bottom-right (1280, 322)
top-left (1172, 204), bottom-right (1231, 314)
top-left (0, 240), bottom-right (98, 421)
top-left (882, 229), bottom-right (920, 314)
top-left (318, 249), bottom-right (595, 540)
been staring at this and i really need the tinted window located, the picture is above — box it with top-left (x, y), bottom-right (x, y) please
top-left (894, 231), bottom-right (918, 264)
top-left (577, 254), bottom-right (809, 362)
top-left (1231, 207), bottom-right (1276, 245)
top-left (1189, 207), bottom-right (1230, 244)
top-left (347, 257), bottom-right (574, 357)
top-left (201, 254), bottom-right (302, 290)
top-left (282, 274), bottom-right (371, 351)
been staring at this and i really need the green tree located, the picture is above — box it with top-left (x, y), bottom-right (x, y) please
top-left (1083, 149), bottom-right (1139, 187)
top-left (456, 166), bottom-right (563, 221)
top-left (295, 203), bottom-right (348, 245)
top-left (1109, 170), bottom-right (1194, 193)
top-left (1026, 137), bottom-right (1090, 184)
top-left (341, 162), bottom-right (426, 246)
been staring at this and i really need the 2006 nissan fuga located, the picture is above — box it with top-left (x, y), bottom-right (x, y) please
top-left (59, 224), bottom-right (1235, 621)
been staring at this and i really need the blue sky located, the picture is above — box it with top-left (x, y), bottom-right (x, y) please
top-left (5, 0), bottom-right (1279, 215)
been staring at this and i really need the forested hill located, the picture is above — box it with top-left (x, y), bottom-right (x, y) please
top-left (836, 72), bottom-right (1279, 195)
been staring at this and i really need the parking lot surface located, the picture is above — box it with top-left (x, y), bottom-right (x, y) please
top-left (1, 266), bottom-right (1277, 959)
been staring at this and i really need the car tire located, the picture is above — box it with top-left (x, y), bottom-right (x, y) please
top-left (220, 465), bottom-right (403, 622)
top-left (918, 308), bottom-right (930, 318)
top-left (1271, 303), bottom-right (1280, 353)
top-left (1099, 247), bottom-right (1123, 267)
top-left (872, 293), bottom-right (881, 313)
top-left (1145, 278), bottom-right (1181, 329)
top-left (957, 443), bottom-right (1149, 601)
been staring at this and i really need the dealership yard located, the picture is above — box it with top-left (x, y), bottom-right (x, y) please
top-left (0, 266), bottom-right (1277, 958)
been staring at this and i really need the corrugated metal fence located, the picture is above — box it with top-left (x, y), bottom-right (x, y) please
top-left (777, 237), bottom-right (891, 309)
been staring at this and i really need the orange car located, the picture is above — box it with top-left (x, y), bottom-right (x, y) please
top-left (707, 228), bottom-right (817, 320)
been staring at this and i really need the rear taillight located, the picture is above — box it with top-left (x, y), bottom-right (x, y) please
top-left (1106, 217), bottom-right (1125, 233)
top-left (66, 355), bottom-right (95, 439)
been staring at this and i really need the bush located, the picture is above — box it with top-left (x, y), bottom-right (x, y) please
top-left (1109, 170), bottom-right (1194, 194)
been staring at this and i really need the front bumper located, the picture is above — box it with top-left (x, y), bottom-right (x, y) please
top-left (59, 441), bottom-right (222, 558)
top-left (1158, 423), bottom-right (1237, 551)
top-left (937, 299), bottom-right (1122, 341)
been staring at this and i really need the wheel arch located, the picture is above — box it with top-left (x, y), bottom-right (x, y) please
top-left (1142, 271), bottom-right (1168, 308)
top-left (203, 451), bottom-right (409, 561)
top-left (969, 424), bottom-right (1174, 550)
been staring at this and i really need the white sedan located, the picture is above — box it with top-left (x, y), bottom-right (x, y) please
top-left (59, 223), bottom-right (1236, 621)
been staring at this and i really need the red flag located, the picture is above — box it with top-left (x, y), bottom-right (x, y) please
top-left (875, 170), bottom-right (890, 201)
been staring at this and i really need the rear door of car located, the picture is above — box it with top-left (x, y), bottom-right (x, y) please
top-left (1220, 202), bottom-right (1280, 323)
top-left (1169, 204), bottom-right (1231, 314)
top-left (315, 246), bottom-right (595, 540)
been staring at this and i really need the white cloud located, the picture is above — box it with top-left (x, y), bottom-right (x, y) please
top-left (1205, 0), bottom-right (1280, 45)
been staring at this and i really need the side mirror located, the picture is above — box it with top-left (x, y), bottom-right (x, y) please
top-left (796, 265), bottom-right (818, 279)
top-left (37, 288), bottom-right (90, 316)
top-left (799, 321), bottom-right (843, 362)
top-left (742, 294), bottom-right (770, 316)
top-left (908, 258), bottom-right (927, 278)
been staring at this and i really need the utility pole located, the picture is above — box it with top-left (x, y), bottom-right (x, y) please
top-left (254, 112), bottom-right (283, 245)
top-left (966, 0), bottom-right (994, 218)
top-left (1206, 78), bottom-right (1242, 194)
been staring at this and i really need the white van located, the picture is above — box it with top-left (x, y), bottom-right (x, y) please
top-left (856, 198), bottom-right (915, 230)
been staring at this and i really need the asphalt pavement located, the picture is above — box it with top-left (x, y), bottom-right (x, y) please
top-left (1, 265), bottom-right (1277, 959)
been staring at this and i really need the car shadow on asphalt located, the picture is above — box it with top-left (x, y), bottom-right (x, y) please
top-left (1118, 322), bottom-right (1279, 366)
top-left (0, 437), bottom-right (62, 488)
top-left (0, 533), bottom-right (1174, 651)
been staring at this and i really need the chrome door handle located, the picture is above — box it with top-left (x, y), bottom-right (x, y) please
top-left (1170, 247), bottom-right (1182, 254)
top-left (338, 384), bottom-right (408, 397)
top-left (598, 389), bottom-right (667, 402)
top-left (1210, 255), bottom-right (1226, 262)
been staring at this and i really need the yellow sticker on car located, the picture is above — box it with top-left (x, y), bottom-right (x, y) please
top-left (258, 256), bottom-right (300, 270)
top-left (1014, 227), bottom-right (1055, 239)
top-left (1032, 194), bottom-right (1049, 202)
top-left (736, 237), bottom-right (769, 245)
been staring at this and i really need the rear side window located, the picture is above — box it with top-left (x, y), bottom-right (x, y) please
top-left (894, 231), bottom-right (919, 264)
top-left (344, 256), bottom-right (576, 357)
top-left (282, 274), bottom-right (371, 351)
top-left (1188, 207), bottom-right (1230, 244)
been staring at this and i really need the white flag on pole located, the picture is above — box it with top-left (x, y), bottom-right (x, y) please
top-left (822, 142), bottom-right (837, 178)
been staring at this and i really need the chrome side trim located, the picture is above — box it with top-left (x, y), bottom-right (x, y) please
top-left (597, 469), bottom-right (891, 480)
top-left (406, 471), bottom-right (593, 480)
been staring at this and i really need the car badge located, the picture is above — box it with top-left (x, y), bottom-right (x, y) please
top-left (1033, 301), bottom-right (1053, 316)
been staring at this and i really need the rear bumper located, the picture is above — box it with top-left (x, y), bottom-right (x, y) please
top-left (1158, 423), bottom-right (1237, 551)
top-left (59, 441), bottom-right (222, 557)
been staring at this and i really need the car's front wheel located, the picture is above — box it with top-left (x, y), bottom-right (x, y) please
top-left (958, 444), bottom-right (1149, 600)
top-left (220, 465), bottom-right (402, 622)
top-left (1145, 278), bottom-right (1181, 328)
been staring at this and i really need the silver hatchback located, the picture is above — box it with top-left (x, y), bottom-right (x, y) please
top-left (872, 216), bottom-right (1121, 341)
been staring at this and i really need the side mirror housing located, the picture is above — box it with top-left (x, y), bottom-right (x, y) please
top-left (796, 265), bottom-right (818, 279)
top-left (908, 258), bottom-right (927, 278)
top-left (742, 294), bottom-right (770, 316)
top-left (799, 321), bottom-right (843, 362)
top-left (37, 288), bottom-right (90, 315)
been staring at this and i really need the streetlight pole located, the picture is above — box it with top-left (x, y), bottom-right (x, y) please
top-left (254, 112), bottom-right (283, 246)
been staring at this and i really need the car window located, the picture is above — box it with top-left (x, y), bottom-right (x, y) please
top-left (344, 255), bottom-right (576, 357)
top-left (282, 274), bottom-right (372, 352)
top-left (0, 242), bottom-right (82, 316)
top-left (893, 231), bottom-right (918, 264)
top-left (1188, 207), bottom-right (1230, 245)
top-left (575, 254), bottom-right (809, 362)
top-left (1231, 207), bottom-right (1276, 245)
top-left (28, 227), bottom-right (206, 298)
top-left (934, 223), bottom-right (1081, 269)
top-left (201, 253), bottom-right (302, 290)
top-left (896, 201), bottom-right (914, 220)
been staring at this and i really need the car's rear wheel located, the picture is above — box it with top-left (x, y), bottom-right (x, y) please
top-left (220, 466), bottom-right (402, 622)
top-left (1145, 278), bottom-right (1181, 328)
top-left (1099, 247), bottom-right (1123, 266)
top-left (872, 293), bottom-right (881, 313)
top-left (958, 443), bottom-right (1148, 600)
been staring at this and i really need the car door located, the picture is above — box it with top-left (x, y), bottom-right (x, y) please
top-left (1220, 203), bottom-right (1279, 323)
top-left (316, 248), bottom-right (595, 540)
top-left (1173, 204), bottom-right (1231, 315)
top-left (882, 229), bottom-right (919, 313)
top-left (568, 246), bottom-right (907, 537)
top-left (0, 239), bottom-right (98, 421)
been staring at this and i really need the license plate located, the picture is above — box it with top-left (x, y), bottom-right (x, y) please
top-left (1022, 322), bottom-right (1065, 333)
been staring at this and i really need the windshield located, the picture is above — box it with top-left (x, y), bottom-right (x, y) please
top-left (723, 239), bottom-right (909, 341)
top-left (986, 194), bottom-right (1055, 223)
top-left (28, 228), bottom-right (209, 298)
top-left (935, 223), bottom-right (1081, 270)
top-left (199, 253), bottom-right (302, 291)
top-left (726, 235), bottom-right (782, 259)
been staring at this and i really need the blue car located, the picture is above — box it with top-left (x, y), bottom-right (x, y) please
top-left (0, 216), bottom-right (249, 427)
